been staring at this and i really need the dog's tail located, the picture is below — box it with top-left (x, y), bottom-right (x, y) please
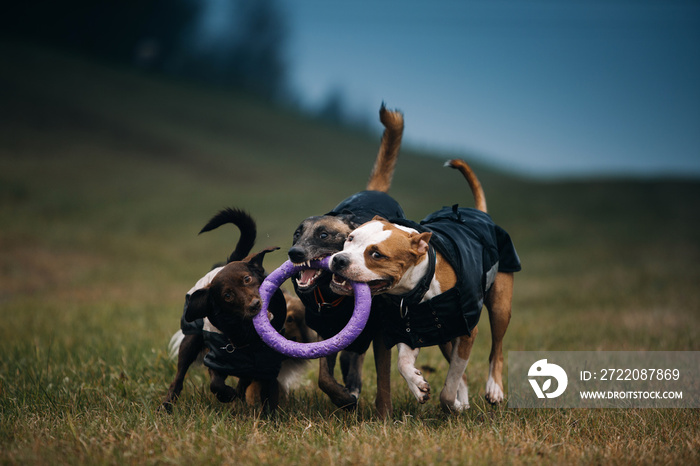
top-left (277, 358), bottom-right (311, 394)
top-left (167, 330), bottom-right (205, 364)
top-left (199, 208), bottom-right (257, 263)
top-left (167, 330), bottom-right (186, 360)
top-left (366, 104), bottom-right (404, 192)
top-left (445, 159), bottom-right (487, 213)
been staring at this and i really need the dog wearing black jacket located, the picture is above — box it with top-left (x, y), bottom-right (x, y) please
top-left (328, 160), bottom-right (521, 412)
top-left (287, 105), bottom-right (404, 418)
top-left (161, 208), bottom-right (310, 413)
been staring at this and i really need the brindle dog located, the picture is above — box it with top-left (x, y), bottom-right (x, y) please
top-left (287, 105), bottom-right (404, 418)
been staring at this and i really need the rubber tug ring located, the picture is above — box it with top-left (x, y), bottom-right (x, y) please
top-left (253, 256), bottom-right (372, 359)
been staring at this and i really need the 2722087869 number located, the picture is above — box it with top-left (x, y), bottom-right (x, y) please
top-left (598, 368), bottom-right (680, 381)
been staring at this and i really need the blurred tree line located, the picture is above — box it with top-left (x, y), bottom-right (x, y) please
top-left (2, 0), bottom-right (288, 101)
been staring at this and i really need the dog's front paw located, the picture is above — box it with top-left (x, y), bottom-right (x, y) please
top-left (408, 370), bottom-right (431, 403)
top-left (339, 394), bottom-right (359, 411)
top-left (332, 388), bottom-right (359, 411)
top-left (454, 398), bottom-right (469, 411)
top-left (484, 376), bottom-right (504, 404)
top-left (440, 398), bottom-right (469, 413)
top-left (417, 381), bottom-right (431, 403)
top-left (439, 385), bottom-right (470, 413)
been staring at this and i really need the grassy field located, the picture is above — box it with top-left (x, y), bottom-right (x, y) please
top-left (1, 41), bottom-right (699, 465)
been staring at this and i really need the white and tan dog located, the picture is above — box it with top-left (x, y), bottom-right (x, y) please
top-left (328, 160), bottom-right (521, 412)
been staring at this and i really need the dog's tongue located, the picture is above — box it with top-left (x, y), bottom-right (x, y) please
top-left (299, 269), bottom-right (318, 285)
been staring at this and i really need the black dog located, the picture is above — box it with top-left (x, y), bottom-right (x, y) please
top-left (287, 105), bottom-right (404, 418)
top-left (161, 208), bottom-right (309, 412)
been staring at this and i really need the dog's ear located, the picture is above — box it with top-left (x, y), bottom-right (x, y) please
top-left (336, 213), bottom-right (358, 230)
top-left (184, 288), bottom-right (210, 321)
top-left (410, 232), bottom-right (432, 256)
top-left (245, 246), bottom-right (280, 270)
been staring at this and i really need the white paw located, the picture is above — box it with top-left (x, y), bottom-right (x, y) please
top-left (453, 398), bottom-right (469, 411)
top-left (407, 370), bottom-right (431, 403)
top-left (485, 376), bottom-right (504, 404)
top-left (441, 386), bottom-right (470, 413)
top-left (456, 389), bottom-right (470, 410)
top-left (440, 396), bottom-right (468, 413)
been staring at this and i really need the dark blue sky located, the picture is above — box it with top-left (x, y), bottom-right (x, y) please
top-left (279, 0), bottom-right (700, 177)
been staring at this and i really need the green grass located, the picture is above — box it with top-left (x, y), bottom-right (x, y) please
top-left (1, 41), bottom-right (699, 465)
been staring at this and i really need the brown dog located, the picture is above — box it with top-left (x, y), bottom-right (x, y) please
top-left (329, 160), bottom-right (521, 412)
top-left (287, 105), bottom-right (404, 417)
top-left (161, 209), bottom-right (310, 413)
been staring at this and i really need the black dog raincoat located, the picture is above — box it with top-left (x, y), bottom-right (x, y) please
top-left (383, 205), bottom-right (521, 348)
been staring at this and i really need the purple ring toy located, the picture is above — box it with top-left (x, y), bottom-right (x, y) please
top-left (253, 256), bottom-right (371, 359)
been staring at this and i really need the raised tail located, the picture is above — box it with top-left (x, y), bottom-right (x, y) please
top-left (167, 330), bottom-right (186, 360)
top-left (366, 104), bottom-right (404, 192)
top-left (445, 159), bottom-right (487, 213)
top-left (199, 207), bottom-right (257, 262)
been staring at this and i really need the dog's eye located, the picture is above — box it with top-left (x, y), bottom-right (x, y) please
top-left (223, 291), bottom-right (234, 302)
top-left (347, 235), bottom-right (354, 242)
top-left (370, 251), bottom-right (385, 260)
top-left (243, 275), bottom-right (253, 284)
top-left (319, 232), bottom-right (328, 240)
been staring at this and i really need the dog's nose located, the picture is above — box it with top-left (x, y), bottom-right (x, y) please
top-left (331, 254), bottom-right (349, 271)
top-left (288, 247), bottom-right (306, 264)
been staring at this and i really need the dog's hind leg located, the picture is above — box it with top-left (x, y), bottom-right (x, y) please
top-left (483, 272), bottom-right (514, 404)
top-left (339, 350), bottom-right (365, 400)
top-left (373, 335), bottom-right (393, 419)
top-left (397, 343), bottom-right (430, 403)
top-left (439, 341), bottom-right (470, 409)
top-left (440, 330), bottom-right (478, 413)
top-left (318, 351), bottom-right (358, 410)
top-left (160, 333), bottom-right (203, 413)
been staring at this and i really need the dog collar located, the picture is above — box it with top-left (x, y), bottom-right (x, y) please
top-left (388, 244), bottom-right (436, 316)
top-left (313, 286), bottom-right (347, 312)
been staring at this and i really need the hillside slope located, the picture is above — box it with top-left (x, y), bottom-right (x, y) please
top-left (1, 40), bottom-right (698, 349)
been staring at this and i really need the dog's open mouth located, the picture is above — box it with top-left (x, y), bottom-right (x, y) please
top-left (293, 259), bottom-right (328, 291)
top-left (330, 273), bottom-right (392, 295)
